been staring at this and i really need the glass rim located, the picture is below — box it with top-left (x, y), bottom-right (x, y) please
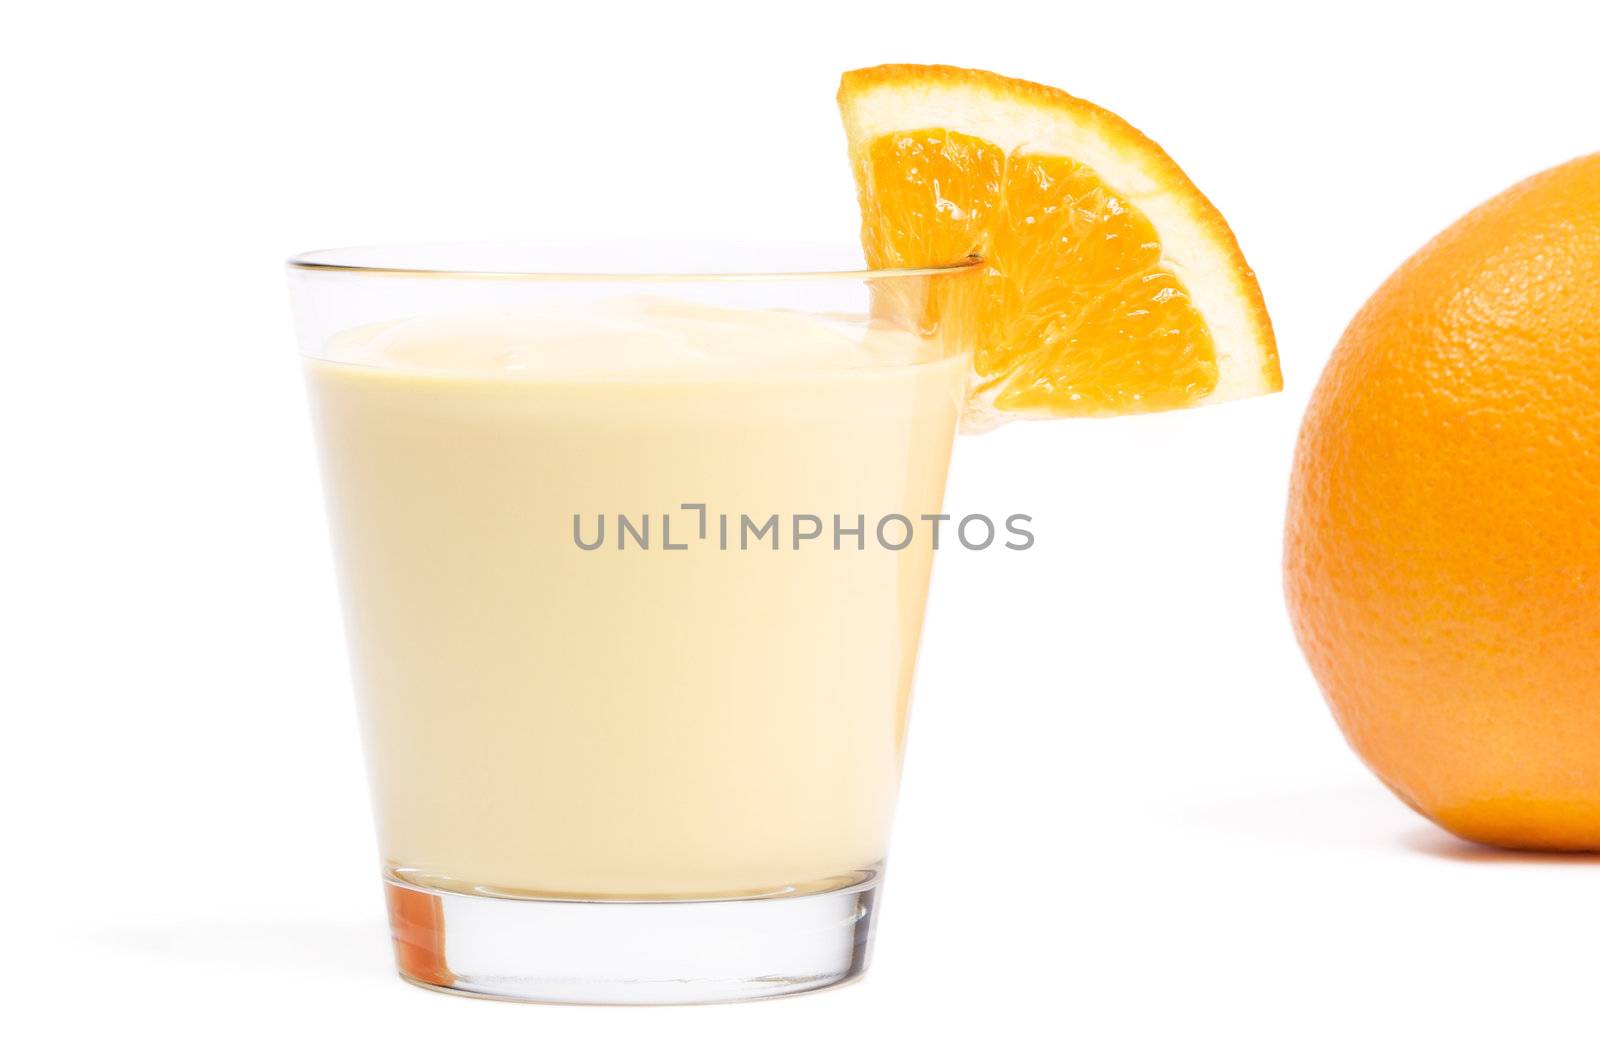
top-left (286, 243), bottom-right (984, 283)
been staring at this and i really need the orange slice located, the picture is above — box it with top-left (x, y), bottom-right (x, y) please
top-left (839, 64), bottom-right (1280, 425)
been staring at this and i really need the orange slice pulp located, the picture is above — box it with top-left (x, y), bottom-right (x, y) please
top-left (839, 64), bottom-right (1281, 426)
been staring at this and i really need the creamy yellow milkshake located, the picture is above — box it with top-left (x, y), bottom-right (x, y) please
top-left (305, 298), bottom-right (965, 901)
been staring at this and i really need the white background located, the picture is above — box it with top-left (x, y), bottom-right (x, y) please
top-left (5, 1), bottom-right (1597, 1050)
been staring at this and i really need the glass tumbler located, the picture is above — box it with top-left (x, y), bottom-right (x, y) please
top-left (287, 244), bottom-right (979, 1004)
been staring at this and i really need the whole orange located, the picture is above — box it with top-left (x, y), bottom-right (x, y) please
top-left (1285, 153), bottom-right (1600, 850)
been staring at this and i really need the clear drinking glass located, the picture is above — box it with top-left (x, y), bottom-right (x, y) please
top-left (287, 244), bottom-right (980, 1004)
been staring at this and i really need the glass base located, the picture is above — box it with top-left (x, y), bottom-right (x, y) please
top-left (384, 872), bottom-right (880, 1005)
